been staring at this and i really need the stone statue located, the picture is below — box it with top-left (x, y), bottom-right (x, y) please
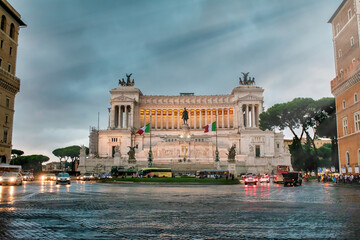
top-left (239, 72), bottom-right (255, 86)
top-left (119, 73), bottom-right (135, 86)
top-left (127, 146), bottom-right (136, 160)
top-left (115, 145), bottom-right (120, 153)
top-left (227, 145), bottom-right (236, 161)
top-left (182, 107), bottom-right (189, 124)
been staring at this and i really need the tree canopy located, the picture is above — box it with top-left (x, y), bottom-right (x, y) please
top-left (52, 145), bottom-right (89, 171)
top-left (11, 149), bottom-right (24, 159)
top-left (260, 97), bottom-right (338, 172)
top-left (10, 155), bottom-right (49, 173)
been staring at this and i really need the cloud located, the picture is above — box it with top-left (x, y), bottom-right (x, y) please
top-left (8, 0), bottom-right (342, 160)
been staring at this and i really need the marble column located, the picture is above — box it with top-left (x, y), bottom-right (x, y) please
top-left (245, 104), bottom-right (249, 128)
top-left (155, 109), bottom-right (158, 129)
top-left (172, 109), bottom-right (174, 129)
top-left (205, 109), bottom-right (208, 125)
top-left (166, 109), bottom-right (169, 129)
top-left (110, 106), bottom-right (115, 128)
top-left (222, 108), bottom-right (225, 128)
top-left (227, 108), bottom-right (230, 129)
top-left (177, 109), bottom-right (180, 128)
top-left (161, 109), bottom-right (163, 129)
top-left (251, 104), bottom-right (255, 127)
top-left (119, 105), bottom-right (122, 128)
top-left (125, 105), bottom-right (128, 128)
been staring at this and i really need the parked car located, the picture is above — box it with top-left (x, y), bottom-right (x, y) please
top-left (0, 172), bottom-right (23, 185)
top-left (56, 173), bottom-right (71, 185)
top-left (42, 173), bottom-right (56, 181)
top-left (22, 172), bottom-right (34, 181)
top-left (259, 174), bottom-right (271, 183)
top-left (244, 173), bottom-right (258, 185)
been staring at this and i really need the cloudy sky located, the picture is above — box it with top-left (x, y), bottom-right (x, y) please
top-left (9, 0), bottom-right (341, 161)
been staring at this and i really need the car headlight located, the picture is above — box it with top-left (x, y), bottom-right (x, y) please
top-left (0, 177), bottom-right (2, 181)
top-left (66, 178), bottom-right (70, 180)
top-left (10, 177), bottom-right (16, 182)
top-left (42, 176), bottom-right (45, 180)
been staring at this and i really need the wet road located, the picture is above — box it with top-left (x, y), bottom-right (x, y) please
top-left (0, 181), bottom-right (359, 239)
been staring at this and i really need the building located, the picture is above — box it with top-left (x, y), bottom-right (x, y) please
top-left (329, 0), bottom-right (360, 174)
top-left (0, 0), bottom-right (26, 163)
top-left (78, 74), bottom-right (291, 176)
top-left (42, 162), bottom-right (61, 172)
top-left (284, 139), bottom-right (332, 149)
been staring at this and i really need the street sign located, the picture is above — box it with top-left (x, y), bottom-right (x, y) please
top-left (331, 167), bottom-right (335, 172)
top-left (318, 168), bottom-right (322, 173)
top-left (342, 167), bottom-right (346, 174)
top-left (355, 166), bottom-right (359, 174)
top-left (348, 166), bottom-right (353, 173)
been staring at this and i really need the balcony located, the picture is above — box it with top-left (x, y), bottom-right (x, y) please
top-left (0, 67), bottom-right (20, 86)
top-left (331, 59), bottom-right (360, 93)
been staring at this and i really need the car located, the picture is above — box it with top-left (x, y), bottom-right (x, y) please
top-left (83, 172), bottom-right (95, 181)
top-left (259, 175), bottom-right (271, 183)
top-left (22, 172), bottom-right (34, 181)
top-left (76, 174), bottom-right (84, 180)
top-left (99, 173), bottom-right (112, 179)
top-left (283, 172), bottom-right (302, 186)
top-left (0, 172), bottom-right (23, 185)
top-left (244, 174), bottom-right (258, 185)
top-left (56, 173), bottom-right (71, 185)
top-left (42, 173), bottom-right (56, 181)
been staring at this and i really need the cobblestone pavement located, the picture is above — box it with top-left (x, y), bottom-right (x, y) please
top-left (0, 181), bottom-right (359, 239)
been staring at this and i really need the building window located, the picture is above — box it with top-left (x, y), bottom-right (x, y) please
top-left (343, 100), bottom-right (346, 109)
top-left (351, 37), bottom-right (354, 46)
top-left (7, 64), bottom-right (10, 73)
top-left (355, 93), bottom-right (358, 103)
top-left (255, 145), bottom-right (260, 157)
top-left (355, 112), bottom-right (360, 132)
top-left (348, 9), bottom-right (352, 20)
top-left (1, 15), bottom-right (5, 31)
top-left (6, 97), bottom-right (9, 108)
top-left (336, 24), bottom-right (340, 34)
top-left (5, 115), bottom-right (8, 124)
top-left (0, 58), bottom-right (2, 68)
top-left (9, 24), bottom-right (15, 39)
top-left (343, 117), bottom-right (348, 135)
top-left (9, 47), bottom-right (12, 56)
top-left (346, 151), bottom-right (350, 166)
top-left (338, 49), bottom-right (342, 58)
top-left (0, 40), bottom-right (3, 49)
top-left (3, 129), bottom-right (8, 143)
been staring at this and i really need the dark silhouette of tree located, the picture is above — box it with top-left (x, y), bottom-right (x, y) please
top-left (10, 155), bottom-right (49, 173)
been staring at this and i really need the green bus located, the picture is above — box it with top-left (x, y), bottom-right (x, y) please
top-left (139, 168), bottom-right (172, 178)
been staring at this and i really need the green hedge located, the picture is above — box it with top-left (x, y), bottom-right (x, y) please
top-left (102, 177), bottom-right (239, 184)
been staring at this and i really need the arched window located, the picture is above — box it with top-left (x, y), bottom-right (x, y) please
top-left (346, 151), bottom-right (350, 166)
top-left (1, 15), bottom-right (6, 31)
top-left (9, 23), bottom-right (14, 39)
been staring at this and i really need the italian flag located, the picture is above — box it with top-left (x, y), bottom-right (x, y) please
top-left (204, 121), bottom-right (216, 133)
top-left (136, 123), bottom-right (150, 135)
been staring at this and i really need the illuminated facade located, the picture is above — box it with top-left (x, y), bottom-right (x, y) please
top-left (79, 78), bottom-right (291, 175)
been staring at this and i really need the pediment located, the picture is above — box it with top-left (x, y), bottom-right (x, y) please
top-left (112, 95), bottom-right (135, 102)
top-left (237, 94), bottom-right (262, 101)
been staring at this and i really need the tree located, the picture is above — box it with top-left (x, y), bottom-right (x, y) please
top-left (11, 149), bottom-right (24, 159)
top-left (10, 155), bottom-right (49, 173)
top-left (52, 146), bottom-right (89, 172)
top-left (260, 97), bottom-right (337, 173)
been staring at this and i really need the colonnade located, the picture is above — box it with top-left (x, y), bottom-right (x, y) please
top-left (112, 105), bottom-right (132, 129)
top-left (140, 108), bottom-right (234, 130)
top-left (239, 104), bottom-right (261, 128)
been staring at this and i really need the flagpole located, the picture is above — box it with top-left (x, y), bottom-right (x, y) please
top-left (148, 123), bottom-right (153, 167)
top-left (215, 111), bottom-right (219, 163)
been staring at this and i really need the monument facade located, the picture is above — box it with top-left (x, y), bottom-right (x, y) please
top-left (78, 73), bottom-right (291, 175)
